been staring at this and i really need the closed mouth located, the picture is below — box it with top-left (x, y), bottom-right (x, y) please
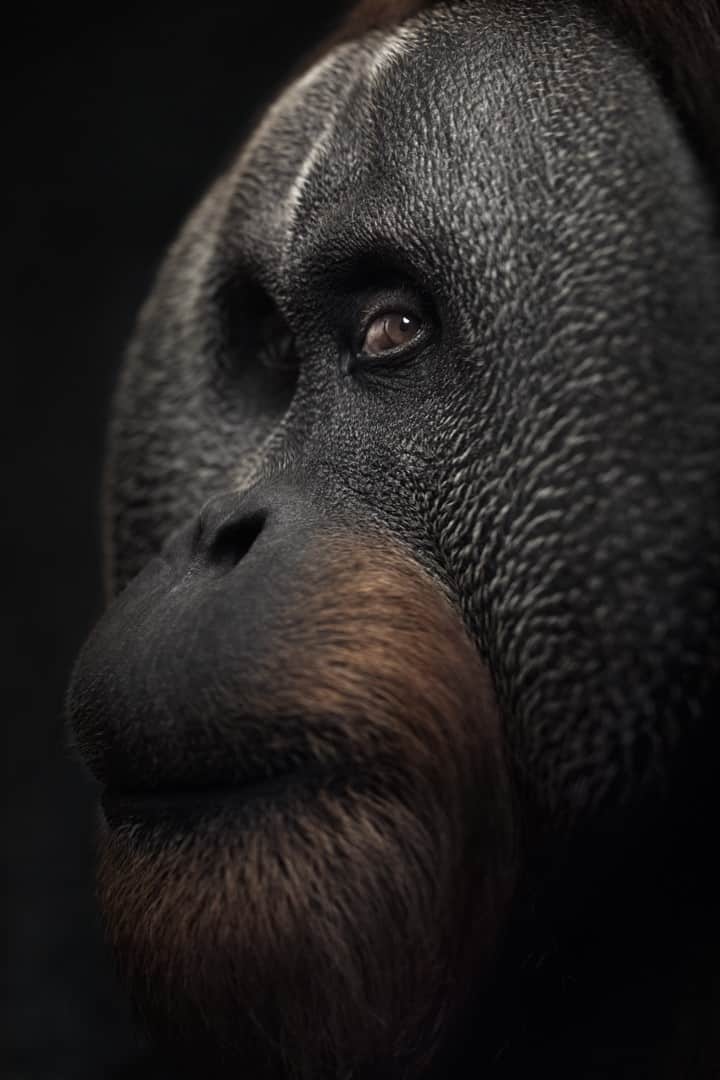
top-left (100, 768), bottom-right (338, 833)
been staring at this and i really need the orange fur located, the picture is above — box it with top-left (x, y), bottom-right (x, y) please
top-left (98, 538), bottom-right (516, 1077)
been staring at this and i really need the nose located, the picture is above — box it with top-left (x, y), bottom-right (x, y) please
top-left (68, 478), bottom-right (332, 793)
top-left (163, 479), bottom-right (324, 579)
top-left (191, 491), bottom-right (268, 573)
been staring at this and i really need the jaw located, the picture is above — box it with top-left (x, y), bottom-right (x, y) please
top-left (97, 769), bottom-right (514, 1079)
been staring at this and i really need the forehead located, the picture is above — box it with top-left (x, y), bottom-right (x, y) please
top-left (231, 1), bottom-right (692, 296)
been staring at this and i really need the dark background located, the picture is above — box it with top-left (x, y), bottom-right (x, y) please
top-left (3, 7), bottom-right (340, 1075)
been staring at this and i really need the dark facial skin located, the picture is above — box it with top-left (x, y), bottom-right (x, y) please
top-left (68, 1), bottom-right (720, 1076)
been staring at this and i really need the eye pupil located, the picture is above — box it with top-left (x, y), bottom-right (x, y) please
top-left (362, 311), bottom-right (422, 355)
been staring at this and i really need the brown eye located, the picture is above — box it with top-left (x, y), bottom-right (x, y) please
top-left (362, 311), bottom-right (422, 355)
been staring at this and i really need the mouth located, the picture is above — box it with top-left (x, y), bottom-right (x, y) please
top-left (100, 767), bottom-right (344, 835)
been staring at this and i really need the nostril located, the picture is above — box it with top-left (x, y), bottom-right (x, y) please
top-left (207, 511), bottom-right (266, 572)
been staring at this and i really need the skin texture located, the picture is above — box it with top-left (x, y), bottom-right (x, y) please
top-left (68, 1), bottom-right (720, 1076)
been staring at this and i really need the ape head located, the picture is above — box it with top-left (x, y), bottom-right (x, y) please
top-left (67, 1), bottom-right (720, 1076)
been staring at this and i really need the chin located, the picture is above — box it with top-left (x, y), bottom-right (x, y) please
top-left (98, 765), bottom-right (511, 1078)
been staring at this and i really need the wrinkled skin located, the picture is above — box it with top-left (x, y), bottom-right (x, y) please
top-left (68, 1), bottom-right (720, 1077)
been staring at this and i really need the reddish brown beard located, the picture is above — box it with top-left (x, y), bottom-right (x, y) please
top-left (96, 541), bottom-right (517, 1078)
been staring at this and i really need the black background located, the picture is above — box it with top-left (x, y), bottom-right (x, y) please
top-left (3, 6), bottom-right (341, 1075)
